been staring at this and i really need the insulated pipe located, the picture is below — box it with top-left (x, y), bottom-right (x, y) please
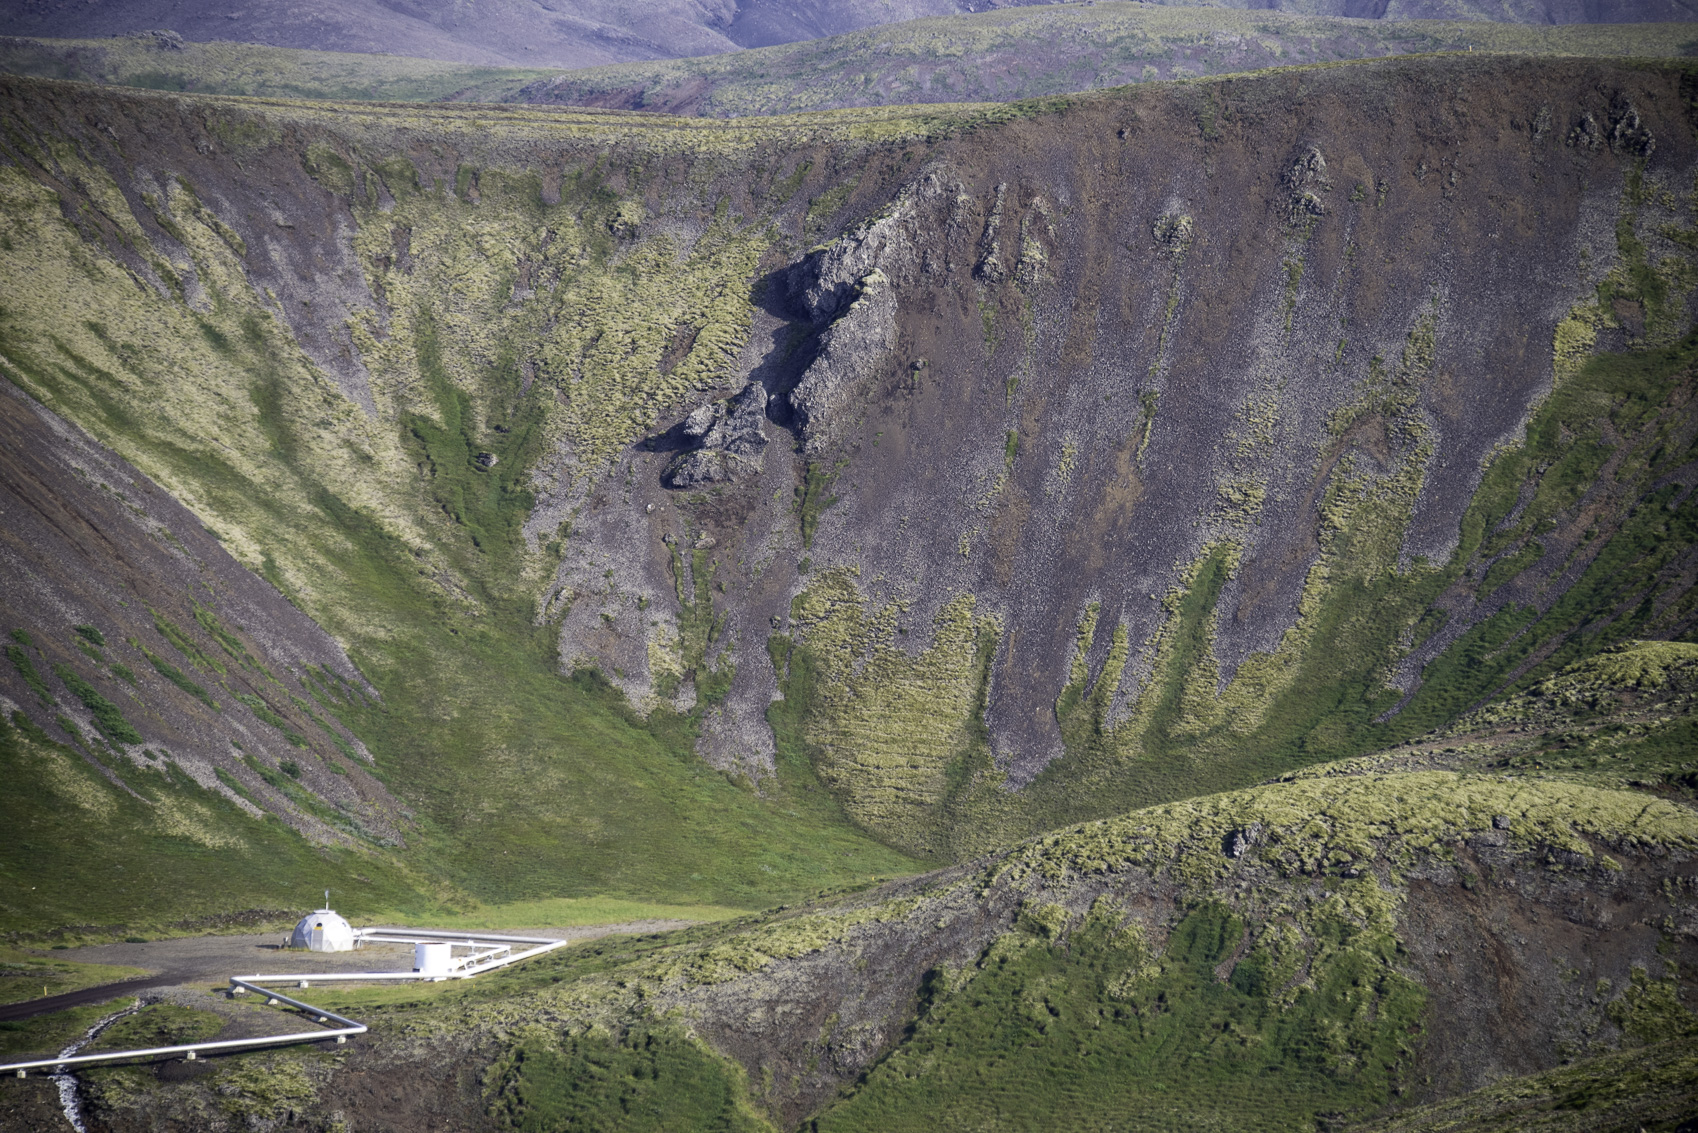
top-left (0, 983), bottom-right (363, 1074)
top-left (0, 933), bottom-right (567, 1076)
top-left (355, 928), bottom-right (560, 945)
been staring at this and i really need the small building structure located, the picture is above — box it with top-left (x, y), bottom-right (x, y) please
top-left (289, 906), bottom-right (356, 952)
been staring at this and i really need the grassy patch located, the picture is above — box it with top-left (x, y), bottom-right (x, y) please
top-left (132, 639), bottom-right (218, 710)
top-left (86, 1001), bottom-right (224, 1053)
top-left (814, 899), bottom-right (1424, 1131)
top-left (777, 575), bottom-right (996, 855)
top-left (151, 610), bottom-right (225, 675)
top-left (0, 999), bottom-right (129, 1063)
top-left (368, 896), bottom-right (750, 931)
top-left (0, 707), bottom-right (422, 937)
top-left (1356, 1036), bottom-right (1698, 1133)
top-left (232, 692), bottom-right (308, 746)
top-left (486, 1025), bottom-right (774, 1133)
top-left (0, 946), bottom-right (146, 1006)
top-left (6, 634), bottom-right (53, 705)
top-left (52, 663), bottom-right (143, 746)
top-left (795, 460), bottom-right (845, 550)
top-left (192, 602), bottom-right (263, 673)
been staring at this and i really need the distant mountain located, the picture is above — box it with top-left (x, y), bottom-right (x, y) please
top-left (0, 0), bottom-right (1690, 73)
top-left (2, 8), bottom-right (1691, 114)
top-left (0, 0), bottom-right (743, 68)
top-left (513, 7), bottom-right (1698, 117)
top-left (0, 0), bottom-right (1023, 68)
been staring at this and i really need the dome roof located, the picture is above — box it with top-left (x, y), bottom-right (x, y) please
top-left (289, 908), bottom-right (356, 952)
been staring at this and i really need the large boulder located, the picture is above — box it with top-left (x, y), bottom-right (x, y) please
top-left (662, 381), bottom-right (770, 488)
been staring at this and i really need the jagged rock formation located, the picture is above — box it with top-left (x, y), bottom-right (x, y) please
top-left (788, 269), bottom-right (897, 452)
top-left (664, 381), bottom-right (771, 488)
top-left (1, 58), bottom-right (1694, 868)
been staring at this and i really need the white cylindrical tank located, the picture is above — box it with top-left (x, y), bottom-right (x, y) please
top-left (413, 941), bottom-right (451, 977)
top-left (288, 908), bottom-right (355, 952)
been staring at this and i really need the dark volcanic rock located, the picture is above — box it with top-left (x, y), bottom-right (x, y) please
top-left (788, 269), bottom-right (898, 453)
top-left (663, 381), bottom-right (771, 488)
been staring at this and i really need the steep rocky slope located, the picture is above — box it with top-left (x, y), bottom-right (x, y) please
top-left (0, 58), bottom-right (1695, 923)
top-left (0, 378), bottom-right (398, 846)
top-left (544, 55), bottom-right (1698, 859)
top-left (0, 78), bottom-right (944, 936)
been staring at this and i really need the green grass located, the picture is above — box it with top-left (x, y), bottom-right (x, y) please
top-left (132, 639), bottom-right (219, 710)
top-left (324, 598), bottom-right (923, 909)
top-left (1384, 640), bottom-right (1698, 800)
top-left (813, 900), bottom-right (1425, 1132)
top-left (0, 708), bottom-right (426, 937)
top-left (151, 610), bottom-right (225, 675)
top-left (51, 663), bottom-right (143, 746)
top-left (85, 1001), bottom-right (224, 1053)
top-left (0, 999), bottom-right (129, 1063)
top-left (367, 896), bottom-right (750, 931)
top-left (6, 636), bottom-right (53, 705)
top-left (192, 602), bottom-right (263, 672)
top-left (794, 461), bottom-right (844, 551)
top-left (232, 692), bottom-right (307, 746)
top-left (486, 1025), bottom-right (773, 1133)
top-left (405, 314), bottom-right (545, 556)
top-left (0, 946), bottom-right (145, 1006)
top-left (1355, 1036), bottom-right (1698, 1133)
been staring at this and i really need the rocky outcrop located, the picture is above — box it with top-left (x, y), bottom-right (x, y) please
top-left (663, 381), bottom-right (770, 489)
top-left (780, 181), bottom-right (948, 450)
top-left (788, 269), bottom-right (898, 453)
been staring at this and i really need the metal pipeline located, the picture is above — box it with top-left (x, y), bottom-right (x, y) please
top-left (0, 931), bottom-right (566, 1077)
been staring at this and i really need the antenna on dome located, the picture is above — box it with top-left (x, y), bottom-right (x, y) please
top-left (325, 888), bottom-right (330, 910)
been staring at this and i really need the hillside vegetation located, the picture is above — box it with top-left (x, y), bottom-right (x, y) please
top-left (0, 56), bottom-right (1696, 931)
top-left (0, 44), bottom-right (1696, 1132)
top-left (8, 738), bottom-right (1695, 1128)
top-left (0, 0), bottom-right (1689, 73)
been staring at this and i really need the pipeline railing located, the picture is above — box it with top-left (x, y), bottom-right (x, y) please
top-left (2, 929), bottom-right (567, 1078)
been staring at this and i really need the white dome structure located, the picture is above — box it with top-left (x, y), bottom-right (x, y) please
top-left (289, 907), bottom-right (356, 952)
